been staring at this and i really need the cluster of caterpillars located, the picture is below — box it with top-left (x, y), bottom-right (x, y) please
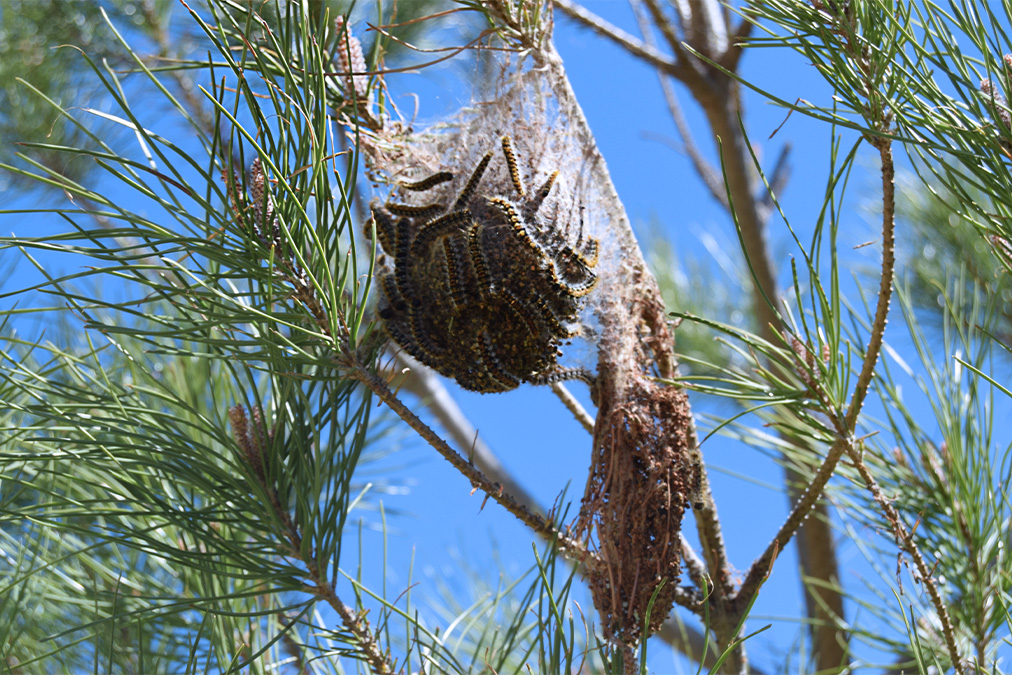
top-left (370, 136), bottom-right (600, 393)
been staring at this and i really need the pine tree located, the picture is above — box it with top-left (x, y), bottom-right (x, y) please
top-left (1, 1), bottom-right (1009, 673)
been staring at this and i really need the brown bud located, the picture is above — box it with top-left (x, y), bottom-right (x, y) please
top-left (335, 17), bottom-right (368, 100)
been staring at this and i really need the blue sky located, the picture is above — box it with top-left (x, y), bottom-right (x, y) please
top-left (365, 3), bottom-right (891, 673)
top-left (3, 1), bottom-right (1008, 672)
top-left (365, 3), bottom-right (1012, 672)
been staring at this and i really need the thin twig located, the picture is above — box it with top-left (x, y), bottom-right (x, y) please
top-left (680, 25), bottom-right (843, 673)
top-left (732, 134), bottom-right (896, 644)
top-left (757, 142), bottom-right (792, 224)
top-left (684, 424), bottom-right (733, 603)
top-left (535, 35), bottom-right (727, 670)
top-left (680, 533), bottom-right (708, 595)
top-left (352, 362), bottom-right (590, 559)
top-left (139, 0), bottom-right (216, 136)
top-left (385, 356), bottom-right (724, 659)
top-left (277, 612), bottom-right (310, 675)
top-left (734, 138), bottom-right (897, 610)
top-left (550, 382), bottom-right (595, 433)
top-left (721, 17), bottom-right (754, 72)
top-left (552, 0), bottom-right (682, 76)
top-left (390, 351), bottom-right (538, 502)
top-left (657, 74), bottom-right (729, 207)
top-left (630, 0), bottom-right (728, 209)
top-left (732, 436), bottom-right (848, 610)
top-left (846, 445), bottom-right (965, 675)
top-left (326, 593), bottom-right (394, 675)
top-left (641, 0), bottom-right (689, 64)
top-left (380, 355), bottom-right (737, 661)
top-left (843, 139), bottom-right (896, 430)
top-left (231, 407), bottom-right (395, 674)
top-left (840, 141), bottom-right (961, 672)
top-left (382, 357), bottom-right (726, 661)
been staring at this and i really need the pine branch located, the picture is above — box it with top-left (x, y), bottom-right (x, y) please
top-left (845, 444), bottom-right (965, 675)
top-left (351, 363), bottom-right (591, 560)
top-left (555, 3), bottom-right (844, 670)
top-left (552, 0), bottom-right (682, 76)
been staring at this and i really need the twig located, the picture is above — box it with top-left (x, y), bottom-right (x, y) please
top-left (230, 406), bottom-right (395, 674)
top-left (382, 356), bottom-right (729, 661)
top-left (277, 612), bottom-right (310, 675)
top-left (386, 356), bottom-right (724, 661)
top-left (326, 593), bottom-right (394, 675)
top-left (732, 436), bottom-right (848, 611)
top-left (684, 422), bottom-right (733, 603)
top-left (757, 142), bottom-right (792, 224)
top-left (840, 141), bottom-right (961, 672)
top-left (720, 16), bottom-right (755, 72)
top-left (658, 74), bottom-right (730, 207)
top-left (550, 382), bottom-right (595, 433)
top-left (675, 18), bottom-right (844, 670)
top-left (734, 138), bottom-right (897, 609)
top-left (680, 534), bottom-right (708, 597)
top-left (352, 362), bottom-right (590, 559)
top-left (390, 351), bottom-right (538, 502)
top-left (843, 138), bottom-right (896, 430)
top-left (656, 0), bottom-right (845, 661)
top-left (630, 0), bottom-right (728, 209)
top-left (641, 0), bottom-right (689, 65)
top-left (846, 445), bottom-right (965, 675)
top-left (381, 355), bottom-right (739, 662)
top-left (552, 0), bottom-right (682, 77)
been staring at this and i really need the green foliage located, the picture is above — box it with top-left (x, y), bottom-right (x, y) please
top-left (4, 0), bottom-right (1012, 672)
top-left (0, 0), bottom-right (385, 668)
top-left (0, 0), bottom-right (147, 189)
top-left (896, 174), bottom-right (1012, 341)
top-left (0, 2), bottom-right (594, 672)
top-left (843, 282), bottom-right (1012, 669)
top-left (648, 225), bottom-right (753, 377)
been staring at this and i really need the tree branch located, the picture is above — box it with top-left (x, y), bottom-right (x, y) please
top-left (552, 0), bottom-right (682, 77)
top-left (327, 593), bottom-right (394, 674)
top-left (351, 362), bottom-right (590, 559)
top-left (630, 0), bottom-right (728, 209)
top-left (390, 352), bottom-right (538, 503)
top-left (843, 138), bottom-right (895, 430)
top-left (640, 0), bottom-right (689, 65)
top-left (550, 381), bottom-right (595, 433)
top-left (721, 16), bottom-right (754, 72)
top-left (757, 142), bottom-right (792, 224)
top-left (732, 436), bottom-right (847, 611)
top-left (734, 135), bottom-right (898, 647)
top-left (846, 444), bottom-right (965, 675)
top-left (230, 405), bottom-right (395, 674)
top-left (387, 354), bottom-right (724, 665)
top-left (554, 5), bottom-right (834, 670)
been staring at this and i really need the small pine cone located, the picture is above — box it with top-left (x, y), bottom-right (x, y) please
top-left (335, 17), bottom-right (368, 100)
top-left (812, 0), bottom-right (850, 17)
top-left (228, 405), bottom-right (263, 480)
top-left (247, 159), bottom-right (283, 251)
top-left (980, 78), bottom-right (1012, 128)
top-left (249, 158), bottom-right (268, 226)
top-left (990, 234), bottom-right (1012, 262)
